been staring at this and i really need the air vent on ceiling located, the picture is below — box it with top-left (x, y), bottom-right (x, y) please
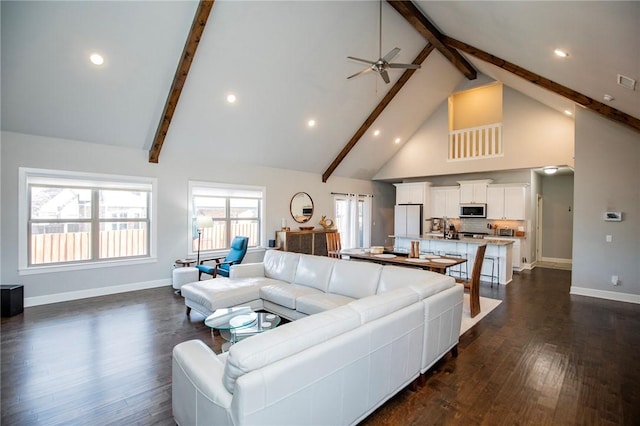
top-left (617, 74), bottom-right (636, 91)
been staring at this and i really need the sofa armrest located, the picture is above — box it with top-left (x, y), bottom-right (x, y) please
top-left (173, 340), bottom-right (233, 426)
top-left (229, 262), bottom-right (265, 278)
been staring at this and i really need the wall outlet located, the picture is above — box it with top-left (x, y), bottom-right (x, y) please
top-left (606, 235), bottom-right (613, 242)
top-left (611, 275), bottom-right (619, 285)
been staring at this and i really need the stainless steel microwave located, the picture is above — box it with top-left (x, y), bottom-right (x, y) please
top-left (460, 204), bottom-right (487, 218)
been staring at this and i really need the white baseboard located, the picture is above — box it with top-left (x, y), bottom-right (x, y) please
top-left (570, 286), bottom-right (640, 305)
top-left (519, 262), bottom-right (534, 271)
top-left (24, 278), bottom-right (171, 307)
top-left (541, 257), bottom-right (572, 264)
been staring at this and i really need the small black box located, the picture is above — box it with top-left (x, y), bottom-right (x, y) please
top-left (1, 285), bottom-right (24, 317)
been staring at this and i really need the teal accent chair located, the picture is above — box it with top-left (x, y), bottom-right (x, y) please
top-left (197, 236), bottom-right (249, 279)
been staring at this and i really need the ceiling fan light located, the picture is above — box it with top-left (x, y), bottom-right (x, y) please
top-left (543, 166), bottom-right (558, 175)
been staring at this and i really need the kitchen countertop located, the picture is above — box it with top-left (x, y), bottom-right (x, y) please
top-left (393, 234), bottom-right (515, 246)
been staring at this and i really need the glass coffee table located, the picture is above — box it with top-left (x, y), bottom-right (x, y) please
top-left (205, 307), bottom-right (281, 352)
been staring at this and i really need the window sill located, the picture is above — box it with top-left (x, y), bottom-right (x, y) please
top-left (18, 256), bottom-right (158, 276)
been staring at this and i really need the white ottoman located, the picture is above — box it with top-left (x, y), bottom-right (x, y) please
top-left (173, 267), bottom-right (198, 291)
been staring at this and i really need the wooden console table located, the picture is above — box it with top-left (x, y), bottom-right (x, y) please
top-left (275, 229), bottom-right (337, 256)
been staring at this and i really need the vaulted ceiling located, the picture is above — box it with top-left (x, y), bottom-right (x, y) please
top-left (2, 1), bottom-right (638, 180)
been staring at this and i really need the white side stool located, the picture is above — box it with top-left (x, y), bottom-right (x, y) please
top-left (173, 267), bottom-right (199, 292)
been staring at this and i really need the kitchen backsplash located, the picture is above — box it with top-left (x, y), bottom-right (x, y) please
top-left (431, 218), bottom-right (524, 235)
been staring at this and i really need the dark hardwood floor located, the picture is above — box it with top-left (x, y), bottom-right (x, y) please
top-left (1, 267), bottom-right (639, 425)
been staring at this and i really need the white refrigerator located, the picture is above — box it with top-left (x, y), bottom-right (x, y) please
top-left (394, 204), bottom-right (423, 236)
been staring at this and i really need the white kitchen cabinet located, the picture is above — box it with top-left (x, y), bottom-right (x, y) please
top-left (394, 183), bottom-right (425, 205)
top-left (430, 187), bottom-right (459, 219)
top-left (487, 185), bottom-right (527, 220)
top-left (504, 187), bottom-right (526, 220)
top-left (458, 180), bottom-right (491, 204)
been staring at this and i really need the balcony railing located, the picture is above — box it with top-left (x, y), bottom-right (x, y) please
top-left (448, 123), bottom-right (503, 161)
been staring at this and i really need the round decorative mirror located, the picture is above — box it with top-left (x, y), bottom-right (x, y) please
top-left (290, 192), bottom-right (314, 223)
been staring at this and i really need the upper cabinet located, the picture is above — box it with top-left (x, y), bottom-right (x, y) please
top-left (394, 183), bottom-right (432, 225)
top-left (487, 185), bottom-right (527, 220)
top-left (394, 182), bottom-right (426, 204)
top-left (458, 179), bottom-right (492, 204)
top-left (431, 187), bottom-right (460, 219)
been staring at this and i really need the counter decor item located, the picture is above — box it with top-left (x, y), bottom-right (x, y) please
top-left (299, 226), bottom-right (314, 231)
top-left (370, 246), bottom-right (384, 254)
top-left (409, 241), bottom-right (420, 258)
top-left (318, 216), bottom-right (334, 229)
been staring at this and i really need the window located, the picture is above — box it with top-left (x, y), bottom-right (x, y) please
top-left (19, 168), bottom-right (156, 272)
top-left (189, 181), bottom-right (264, 254)
top-left (333, 193), bottom-right (372, 249)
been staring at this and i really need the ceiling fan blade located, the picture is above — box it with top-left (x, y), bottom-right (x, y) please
top-left (380, 70), bottom-right (390, 84)
top-left (347, 67), bottom-right (374, 80)
top-left (347, 56), bottom-right (376, 65)
top-left (382, 47), bottom-right (401, 63)
top-left (388, 63), bottom-right (421, 70)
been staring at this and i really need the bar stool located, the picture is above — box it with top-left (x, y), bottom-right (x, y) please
top-left (481, 255), bottom-right (499, 288)
top-left (444, 251), bottom-right (468, 280)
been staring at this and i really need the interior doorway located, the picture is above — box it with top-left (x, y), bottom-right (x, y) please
top-left (536, 194), bottom-right (543, 263)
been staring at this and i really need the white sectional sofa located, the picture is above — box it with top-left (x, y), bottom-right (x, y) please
top-left (174, 249), bottom-right (463, 426)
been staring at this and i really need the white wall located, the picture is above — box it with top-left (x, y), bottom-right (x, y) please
top-left (374, 86), bottom-right (575, 180)
top-left (1, 131), bottom-right (395, 304)
top-left (571, 109), bottom-right (639, 303)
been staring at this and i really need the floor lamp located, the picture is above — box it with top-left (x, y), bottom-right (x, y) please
top-left (195, 215), bottom-right (210, 265)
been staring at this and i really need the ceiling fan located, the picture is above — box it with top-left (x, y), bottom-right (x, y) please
top-left (347, 0), bottom-right (420, 84)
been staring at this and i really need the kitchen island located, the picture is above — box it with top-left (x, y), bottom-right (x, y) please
top-left (392, 234), bottom-right (514, 285)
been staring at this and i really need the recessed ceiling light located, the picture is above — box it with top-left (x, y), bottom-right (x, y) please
top-left (307, 119), bottom-right (316, 127)
top-left (394, 138), bottom-right (401, 144)
top-left (564, 110), bottom-right (573, 116)
top-left (603, 94), bottom-right (615, 102)
top-left (554, 49), bottom-right (569, 58)
top-left (373, 130), bottom-right (380, 136)
top-left (89, 53), bottom-right (104, 65)
top-left (226, 94), bottom-right (237, 103)
top-left (543, 166), bottom-right (558, 175)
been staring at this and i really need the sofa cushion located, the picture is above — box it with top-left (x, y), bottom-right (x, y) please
top-left (223, 305), bottom-right (360, 393)
top-left (377, 266), bottom-right (455, 298)
top-left (181, 277), bottom-right (278, 312)
top-left (260, 283), bottom-right (323, 309)
top-left (348, 287), bottom-right (420, 324)
top-left (262, 250), bottom-right (301, 283)
top-left (295, 293), bottom-right (355, 316)
top-left (292, 254), bottom-right (336, 292)
top-left (327, 260), bottom-right (382, 299)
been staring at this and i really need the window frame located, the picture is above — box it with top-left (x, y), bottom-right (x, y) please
top-left (18, 168), bottom-right (158, 275)
top-left (188, 181), bottom-right (266, 256)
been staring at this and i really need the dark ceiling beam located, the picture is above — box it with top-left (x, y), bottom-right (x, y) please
top-left (322, 44), bottom-right (436, 183)
top-left (443, 36), bottom-right (640, 133)
top-left (386, 0), bottom-right (476, 80)
top-left (148, 0), bottom-right (214, 164)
